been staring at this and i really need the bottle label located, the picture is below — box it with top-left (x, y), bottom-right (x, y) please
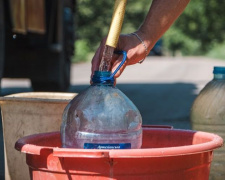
top-left (84, 143), bottom-right (131, 149)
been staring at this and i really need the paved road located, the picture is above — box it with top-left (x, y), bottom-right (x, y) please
top-left (1, 56), bottom-right (225, 179)
top-left (2, 56), bottom-right (225, 128)
top-left (69, 56), bottom-right (225, 128)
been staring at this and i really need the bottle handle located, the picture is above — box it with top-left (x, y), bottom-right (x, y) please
top-left (110, 50), bottom-right (127, 79)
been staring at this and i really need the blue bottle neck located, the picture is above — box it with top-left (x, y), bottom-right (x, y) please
top-left (214, 74), bottom-right (225, 80)
top-left (213, 67), bottom-right (225, 80)
top-left (92, 71), bottom-right (114, 86)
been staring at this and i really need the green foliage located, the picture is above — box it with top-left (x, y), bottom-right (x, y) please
top-left (76, 0), bottom-right (114, 51)
top-left (163, 26), bottom-right (201, 56)
top-left (207, 43), bottom-right (225, 60)
top-left (172, 0), bottom-right (225, 53)
top-left (74, 0), bottom-right (225, 61)
top-left (72, 40), bottom-right (90, 63)
top-left (76, 0), bottom-right (151, 49)
top-left (122, 0), bottom-right (151, 33)
top-left (74, 0), bottom-right (151, 62)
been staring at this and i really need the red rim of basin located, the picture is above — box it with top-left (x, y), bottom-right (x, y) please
top-left (15, 128), bottom-right (223, 159)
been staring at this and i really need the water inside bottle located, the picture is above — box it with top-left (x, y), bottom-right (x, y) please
top-left (61, 84), bottom-right (142, 149)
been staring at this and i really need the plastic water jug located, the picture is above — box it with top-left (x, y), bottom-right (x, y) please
top-left (191, 66), bottom-right (225, 179)
top-left (61, 51), bottom-right (142, 149)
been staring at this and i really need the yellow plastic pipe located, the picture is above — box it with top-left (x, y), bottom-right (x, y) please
top-left (106, 0), bottom-right (127, 48)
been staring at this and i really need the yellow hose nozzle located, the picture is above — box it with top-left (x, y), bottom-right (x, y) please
top-left (106, 0), bottom-right (127, 48)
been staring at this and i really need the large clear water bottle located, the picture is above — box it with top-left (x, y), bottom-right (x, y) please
top-left (61, 51), bottom-right (142, 149)
top-left (191, 66), bottom-right (225, 179)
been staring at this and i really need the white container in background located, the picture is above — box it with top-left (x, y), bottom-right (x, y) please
top-left (0, 92), bottom-right (76, 180)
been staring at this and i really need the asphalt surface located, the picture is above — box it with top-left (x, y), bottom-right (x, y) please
top-left (1, 56), bottom-right (225, 178)
top-left (69, 56), bottom-right (225, 128)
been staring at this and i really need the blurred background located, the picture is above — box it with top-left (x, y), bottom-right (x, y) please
top-left (1, 0), bottom-right (225, 91)
top-left (1, 0), bottom-right (225, 179)
top-left (74, 0), bottom-right (225, 61)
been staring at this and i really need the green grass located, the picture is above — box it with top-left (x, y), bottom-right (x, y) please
top-left (207, 43), bottom-right (225, 60)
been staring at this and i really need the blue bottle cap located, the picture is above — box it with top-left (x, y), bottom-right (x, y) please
top-left (213, 67), bottom-right (225, 74)
top-left (92, 71), bottom-right (114, 85)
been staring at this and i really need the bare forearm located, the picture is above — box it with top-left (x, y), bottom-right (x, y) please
top-left (139, 0), bottom-right (191, 51)
top-left (91, 0), bottom-right (191, 79)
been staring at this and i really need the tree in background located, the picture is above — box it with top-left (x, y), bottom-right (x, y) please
top-left (74, 0), bottom-right (225, 61)
top-left (74, 0), bottom-right (150, 62)
top-left (164, 0), bottom-right (225, 57)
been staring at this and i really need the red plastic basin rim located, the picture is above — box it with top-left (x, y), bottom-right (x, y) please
top-left (15, 129), bottom-right (223, 159)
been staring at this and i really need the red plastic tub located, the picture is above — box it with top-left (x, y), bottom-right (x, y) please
top-left (15, 127), bottom-right (223, 180)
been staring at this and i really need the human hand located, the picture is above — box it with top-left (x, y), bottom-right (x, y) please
top-left (91, 31), bottom-right (151, 83)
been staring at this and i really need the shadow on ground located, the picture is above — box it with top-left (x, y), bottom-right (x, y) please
top-left (0, 82), bottom-right (197, 179)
